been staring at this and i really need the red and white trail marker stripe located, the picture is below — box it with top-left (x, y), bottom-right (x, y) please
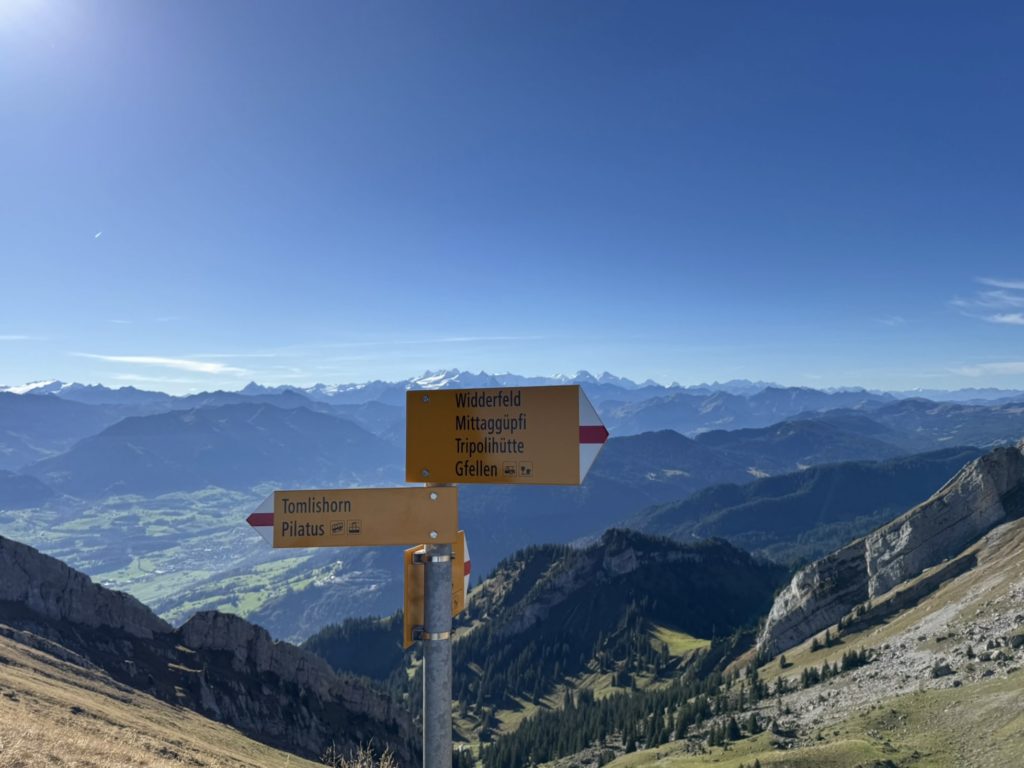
top-left (463, 534), bottom-right (472, 605)
top-left (578, 388), bottom-right (610, 483)
top-left (245, 494), bottom-right (274, 545)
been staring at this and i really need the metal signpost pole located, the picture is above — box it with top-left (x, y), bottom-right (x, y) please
top-left (421, 539), bottom-right (453, 768)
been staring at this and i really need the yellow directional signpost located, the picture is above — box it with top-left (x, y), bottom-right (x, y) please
top-left (246, 383), bottom-right (609, 768)
top-left (406, 384), bottom-right (609, 485)
top-left (405, 385), bottom-right (609, 767)
top-left (245, 486), bottom-right (458, 547)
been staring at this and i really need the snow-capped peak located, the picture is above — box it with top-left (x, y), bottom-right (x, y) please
top-left (411, 369), bottom-right (463, 389)
top-left (0, 379), bottom-right (65, 395)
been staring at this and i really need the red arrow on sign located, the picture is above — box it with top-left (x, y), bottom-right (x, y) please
top-left (578, 389), bottom-right (609, 483)
top-left (245, 494), bottom-right (274, 544)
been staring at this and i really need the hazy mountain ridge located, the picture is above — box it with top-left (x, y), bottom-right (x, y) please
top-left (691, 418), bottom-right (908, 473)
top-left (0, 469), bottom-right (55, 510)
top-left (807, 398), bottom-right (1024, 453)
top-left (630, 447), bottom-right (985, 563)
top-left (3, 373), bottom-right (1023, 482)
top-left (0, 392), bottom-right (140, 470)
top-left (25, 402), bottom-right (401, 498)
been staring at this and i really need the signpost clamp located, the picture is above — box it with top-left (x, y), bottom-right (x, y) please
top-left (415, 553), bottom-right (451, 564)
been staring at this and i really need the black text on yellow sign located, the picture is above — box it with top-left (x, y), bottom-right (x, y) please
top-left (406, 385), bottom-right (592, 485)
top-left (270, 487), bottom-right (458, 548)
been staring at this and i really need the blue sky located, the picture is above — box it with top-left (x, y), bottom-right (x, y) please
top-left (2, 1), bottom-right (1022, 393)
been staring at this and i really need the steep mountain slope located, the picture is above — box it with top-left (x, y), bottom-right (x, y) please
top-left (26, 403), bottom-right (401, 498)
top-left (453, 530), bottom-right (787, 709)
top-left (0, 534), bottom-right (416, 764)
top-left (759, 440), bottom-right (1024, 656)
top-left (630, 447), bottom-right (984, 562)
top-left (301, 612), bottom-right (406, 682)
top-left (0, 629), bottom-right (319, 768)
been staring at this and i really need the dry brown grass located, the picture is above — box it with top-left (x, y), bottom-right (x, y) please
top-left (0, 629), bottom-right (318, 768)
top-left (320, 744), bottom-right (398, 768)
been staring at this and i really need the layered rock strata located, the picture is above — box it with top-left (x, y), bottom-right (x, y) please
top-left (758, 441), bottom-right (1024, 656)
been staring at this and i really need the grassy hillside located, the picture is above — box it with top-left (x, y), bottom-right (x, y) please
top-left (595, 669), bottom-right (1024, 768)
top-left (479, 506), bottom-right (1024, 768)
top-left (0, 629), bottom-right (319, 768)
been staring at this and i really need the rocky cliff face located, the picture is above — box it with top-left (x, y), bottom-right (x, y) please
top-left (0, 535), bottom-right (170, 638)
top-left (179, 611), bottom-right (414, 758)
top-left (758, 440), bottom-right (1024, 656)
top-left (0, 535), bottom-right (415, 764)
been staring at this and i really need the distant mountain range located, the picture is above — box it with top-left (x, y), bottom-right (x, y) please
top-left (5, 369), bottom-right (1024, 406)
top-left (2, 371), bottom-right (1022, 479)
top-left (3, 368), bottom-right (1024, 645)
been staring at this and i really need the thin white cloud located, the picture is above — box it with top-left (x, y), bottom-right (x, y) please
top-left (109, 319), bottom-right (132, 325)
top-left (977, 277), bottom-right (1024, 291)
top-left (954, 278), bottom-right (1024, 324)
top-left (0, 335), bottom-right (33, 341)
top-left (75, 353), bottom-right (247, 375)
top-left (987, 313), bottom-right (1024, 325)
top-left (966, 290), bottom-right (1024, 309)
top-left (953, 361), bottom-right (1024, 377)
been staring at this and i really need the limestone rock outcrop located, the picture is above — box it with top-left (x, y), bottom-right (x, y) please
top-left (758, 440), bottom-right (1024, 656)
top-left (0, 536), bottom-right (170, 638)
top-left (179, 611), bottom-right (413, 757)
